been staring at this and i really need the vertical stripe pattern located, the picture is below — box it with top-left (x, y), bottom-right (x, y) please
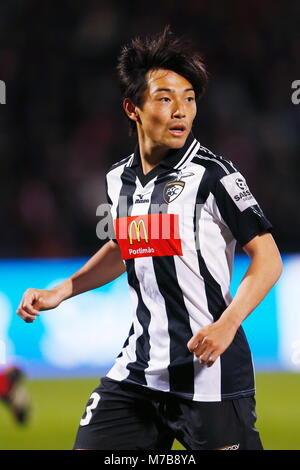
top-left (105, 135), bottom-right (271, 401)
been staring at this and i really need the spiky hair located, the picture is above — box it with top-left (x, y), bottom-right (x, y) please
top-left (117, 26), bottom-right (208, 134)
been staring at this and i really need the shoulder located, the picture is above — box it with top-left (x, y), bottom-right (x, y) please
top-left (192, 144), bottom-right (238, 181)
top-left (106, 153), bottom-right (134, 177)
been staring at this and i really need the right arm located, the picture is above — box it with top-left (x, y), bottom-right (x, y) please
top-left (17, 240), bottom-right (125, 323)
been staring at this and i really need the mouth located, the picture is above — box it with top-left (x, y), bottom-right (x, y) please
top-left (168, 124), bottom-right (187, 137)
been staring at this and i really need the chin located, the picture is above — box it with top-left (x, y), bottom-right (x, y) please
top-left (167, 135), bottom-right (188, 148)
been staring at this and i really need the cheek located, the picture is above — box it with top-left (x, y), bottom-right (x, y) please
top-left (144, 108), bottom-right (168, 132)
top-left (189, 104), bottom-right (197, 120)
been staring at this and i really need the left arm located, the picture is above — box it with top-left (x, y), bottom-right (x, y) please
top-left (187, 232), bottom-right (282, 367)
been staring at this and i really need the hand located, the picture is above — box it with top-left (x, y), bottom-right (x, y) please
top-left (187, 320), bottom-right (238, 367)
top-left (16, 288), bottom-right (64, 323)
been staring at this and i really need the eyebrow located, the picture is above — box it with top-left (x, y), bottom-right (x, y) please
top-left (153, 87), bottom-right (195, 93)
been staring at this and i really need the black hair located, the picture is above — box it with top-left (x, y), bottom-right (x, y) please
top-left (117, 26), bottom-right (208, 135)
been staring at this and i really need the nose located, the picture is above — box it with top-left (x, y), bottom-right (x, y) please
top-left (172, 99), bottom-right (186, 119)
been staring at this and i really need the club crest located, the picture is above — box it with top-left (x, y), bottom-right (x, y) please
top-left (163, 170), bottom-right (194, 203)
top-left (163, 181), bottom-right (185, 203)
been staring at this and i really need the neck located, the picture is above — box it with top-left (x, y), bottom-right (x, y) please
top-left (137, 132), bottom-right (169, 176)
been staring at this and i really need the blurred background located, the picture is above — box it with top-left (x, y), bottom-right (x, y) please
top-left (0, 0), bottom-right (299, 450)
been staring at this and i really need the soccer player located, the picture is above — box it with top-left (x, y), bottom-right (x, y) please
top-left (17, 27), bottom-right (282, 450)
top-left (0, 366), bottom-right (30, 424)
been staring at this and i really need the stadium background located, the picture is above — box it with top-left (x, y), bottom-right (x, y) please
top-left (0, 0), bottom-right (299, 450)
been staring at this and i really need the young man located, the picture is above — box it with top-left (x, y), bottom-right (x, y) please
top-left (17, 28), bottom-right (282, 450)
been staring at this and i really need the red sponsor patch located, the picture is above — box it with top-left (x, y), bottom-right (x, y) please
top-left (115, 213), bottom-right (182, 259)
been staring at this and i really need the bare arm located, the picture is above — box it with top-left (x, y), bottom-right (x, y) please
top-left (187, 232), bottom-right (283, 366)
top-left (17, 240), bottom-right (126, 323)
top-left (55, 240), bottom-right (125, 300)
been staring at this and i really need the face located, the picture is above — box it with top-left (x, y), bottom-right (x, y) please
top-left (128, 69), bottom-right (197, 152)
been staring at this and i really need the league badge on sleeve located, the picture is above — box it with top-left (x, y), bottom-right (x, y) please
top-left (220, 172), bottom-right (258, 212)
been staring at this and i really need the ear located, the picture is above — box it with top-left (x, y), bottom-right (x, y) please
top-left (123, 98), bottom-right (140, 123)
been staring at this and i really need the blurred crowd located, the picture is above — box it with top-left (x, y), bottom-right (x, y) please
top-left (0, 0), bottom-right (299, 257)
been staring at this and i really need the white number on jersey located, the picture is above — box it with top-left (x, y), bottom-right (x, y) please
top-left (80, 392), bottom-right (101, 426)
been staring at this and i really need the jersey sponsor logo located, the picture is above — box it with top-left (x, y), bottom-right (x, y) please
top-left (115, 213), bottom-right (183, 259)
top-left (163, 170), bottom-right (194, 203)
top-left (220, 172), bottom-right (258, 212)
top-left (128, 218), bottom-right (149, 245)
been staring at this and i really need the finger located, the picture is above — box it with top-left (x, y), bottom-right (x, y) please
top-left (192, 344), bottom-right (207, 359)
top-left (199, 349), bottom-right (214, 364)
top-left (204, 350), bottom-right (220, 367)
top-left (19, 311), bottom-right (35, 322)
top-left (16, 307), bottom-right (36, 322)
top-left (24, 317), bottom-right (35, 323)
top-left (190, 336), bottom-right (210, 357)
top-left (21, 300), bottom-right (40, 316)
top-left (187, 333), bottom-right (205, 352)
top-left (207, 354), bottom-right (218, 367)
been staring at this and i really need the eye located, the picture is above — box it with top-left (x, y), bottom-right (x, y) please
top-left (186, 96), bottom-right (195, 102)
top-left (159, 97), bottom-right (171, 102)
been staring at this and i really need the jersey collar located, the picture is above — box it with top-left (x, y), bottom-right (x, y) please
top-left (130, 132), bottom-right (200, 170)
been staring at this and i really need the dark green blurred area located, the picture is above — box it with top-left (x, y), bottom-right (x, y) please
top-left (0, 373), bottom-right (299, 450)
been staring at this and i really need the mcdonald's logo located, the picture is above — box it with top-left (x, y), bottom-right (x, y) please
top-left (128, 219), bottom-right (149, 245)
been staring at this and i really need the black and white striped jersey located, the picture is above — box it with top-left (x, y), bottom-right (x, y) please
top-left (105, 132), bottom-right (272, 402)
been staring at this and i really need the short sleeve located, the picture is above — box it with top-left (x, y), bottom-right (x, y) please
top-left (212, 170), bottom-right (272, 247)
top-left (105, 174), bottom-right (118, 245)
